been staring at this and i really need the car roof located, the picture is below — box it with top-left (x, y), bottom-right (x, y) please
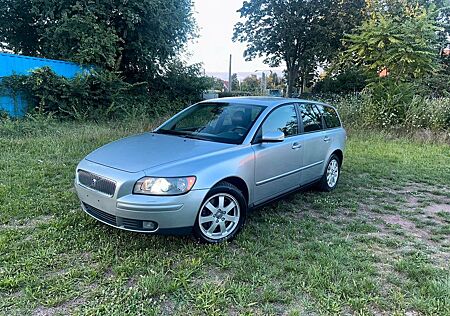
top-left (199, 96), bottom-right (329, 109)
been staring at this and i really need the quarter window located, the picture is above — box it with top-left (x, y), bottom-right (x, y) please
top-left (323, 106), bottom-right (341, 128)
top-left (299, 103), bottom-right (323, 132)
top-left (261, 104), bottom-right (298, 137)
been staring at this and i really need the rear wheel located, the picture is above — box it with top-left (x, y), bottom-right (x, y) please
top-left (193, 182), bottom-right (247, 243)
top-left (319, 154), bottom-right (340, 192)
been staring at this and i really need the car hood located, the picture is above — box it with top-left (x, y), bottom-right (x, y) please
top-left (85, 132), bottom-right (235, 173)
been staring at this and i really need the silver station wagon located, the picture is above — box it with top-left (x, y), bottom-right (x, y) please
top-left (75, 97), bottom-right (346, 243)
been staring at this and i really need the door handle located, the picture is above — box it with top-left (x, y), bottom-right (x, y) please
top-left (292, 142), bottom-right (302, 149)
top-left (323, 136), bottom-right (331, 142)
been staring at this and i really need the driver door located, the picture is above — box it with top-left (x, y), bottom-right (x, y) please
top-left (252, 104), bottom-right (304, 204)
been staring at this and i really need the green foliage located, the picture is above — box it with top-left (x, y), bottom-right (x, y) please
top-left (326, 92), bottom-right (450, 131)
top-left (240, 75), bottom-right (261, 94)
top-left (313, 67), bottom-right (371, 94)
top-left (233, 0), bottom-right (365, 96)
top-left (41, 7), bottom-right (120, 69)
top-left (419, 72), bottom-right (450, 97)
top-left (0, 67), bottom-right (202, 120)
top-left (335, 1), bottom-right (448, 130)
top-left (266, 72), bottom-right (283, 89)
top-left (231, 73), bottom-right (240, 91)
top-left (1, 67), bottom-right (140, 119)
top-left (343, 3), bottom-right (442, 81)
top-left (204, 77), bottom-right (226, 91)
top-left (405, 96), bottom-right (450, 130)
top-left (218, 91), bottom-right (252, 98)
top-left (149, 60), bottom-right (209, 103)
top-left (0, 0), bottom-right (195, 80)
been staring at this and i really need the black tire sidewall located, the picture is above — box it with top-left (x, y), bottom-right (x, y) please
top-left (320, 154), bottom-right (340, 191)
top-left (193, 183), bottom-right (247, 244)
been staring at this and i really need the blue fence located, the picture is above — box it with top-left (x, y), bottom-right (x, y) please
top-left (0, 52), bottom-right (85, 117)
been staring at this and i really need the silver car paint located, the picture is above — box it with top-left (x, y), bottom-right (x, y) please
top-left (75, 97), bottom-right (346, 233)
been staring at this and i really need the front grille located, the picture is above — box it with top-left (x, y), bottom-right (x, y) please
top-left (78, 170), bottom-right (116, 196)
top-left (82, 203), bottom-right (157, 232)
top-left (83, 203), bottom-right (116, 226)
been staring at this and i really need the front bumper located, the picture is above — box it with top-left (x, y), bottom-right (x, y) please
top-left (74, 159), bottom-right (209, 234)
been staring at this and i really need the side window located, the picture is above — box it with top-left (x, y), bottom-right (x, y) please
top-left (261, 104), bottom-right (298, 137)
top-left (323, 106), bottom-right (341, 129)
top-left (299, 103), bottom-right (323, 132)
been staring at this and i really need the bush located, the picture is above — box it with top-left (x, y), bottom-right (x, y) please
top-left (328, 93), bottom-right (450, 132)
top-left (218, 91), bottom-right (253, 98)
top-left (313, 67), bottom-right (370, 94)
top-left (405, 97), bottom-right (450, 131)
top-left (0, 66), bottom-right (205, 121)
top-left (0, 67), bottom-right (139, 119)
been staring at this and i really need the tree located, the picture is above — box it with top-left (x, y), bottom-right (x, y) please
top-left (267, 72), bottom-right (282, 89)
top-left (342, 3), bottom-right (441, 82)
top-left (313, 66), bottom-right (370, 94)
top-left (0, 0), bottom-right (195, 81)
top-left (205, 77), bottom-right (226, 91)
top-left (240, 75), bottom-right (261, 93)
top-left (233, 0), bottom-right (365, 96)
top-left (231, 73), bottom-right (240, 91)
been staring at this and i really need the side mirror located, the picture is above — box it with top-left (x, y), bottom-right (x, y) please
top-left (261, 131), bottom-right (285, 143)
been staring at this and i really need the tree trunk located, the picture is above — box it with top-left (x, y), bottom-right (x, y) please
top-left (299, 75), bottom-right (304, 95)
top-left (287, 67), bottom-right (298, 97)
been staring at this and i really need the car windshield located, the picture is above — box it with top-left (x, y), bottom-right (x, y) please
top-left (156, 102), bottom-right (266, 144)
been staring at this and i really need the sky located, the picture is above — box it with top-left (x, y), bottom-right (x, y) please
top-left (185, 0), bottom-right (284, 78)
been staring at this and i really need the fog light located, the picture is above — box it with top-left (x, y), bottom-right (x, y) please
top-left (143, 221), bottom-right (157, 230)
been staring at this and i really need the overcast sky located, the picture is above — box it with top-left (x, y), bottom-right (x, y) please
top-left (185, 0), bottom-right (283, 74)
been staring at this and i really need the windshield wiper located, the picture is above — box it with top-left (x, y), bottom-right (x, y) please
top-left (155, 129), bottom-right (209, 141)
top-left (155, 129), bottom-right (186, 136)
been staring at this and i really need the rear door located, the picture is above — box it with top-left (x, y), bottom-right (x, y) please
top-left (297, 103), bottom-right (331, 185)
top-left (252, 104), bottom-right (304, 204)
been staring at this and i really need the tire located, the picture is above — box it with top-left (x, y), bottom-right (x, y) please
top-left (193, 181), bottom-right (247, 244)
top-left (318, 154), bottom-right (341, 192)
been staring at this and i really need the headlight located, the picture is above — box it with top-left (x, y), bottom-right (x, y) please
top-left (133, 176), bottom-right (196, 195)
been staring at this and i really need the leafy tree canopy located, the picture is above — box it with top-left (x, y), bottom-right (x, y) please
top-left (342, 2), bottom-right (442, 81)
top-left (231, 73), bottom-right (240, 91)
top-left (233, 0), bottom-right (366, 96)
top-left (240, 75), bottom-right (261, 93)
top-left (0, 0), bottom-right (196, 81)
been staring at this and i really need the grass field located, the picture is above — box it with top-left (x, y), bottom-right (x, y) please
top-left (1, 119), bottom-right (449, 315)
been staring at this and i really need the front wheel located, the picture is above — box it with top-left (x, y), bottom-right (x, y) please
top-left (193, 182), bottom-right (247, 244)
top-left (318, 154), bottom-right (341, 192)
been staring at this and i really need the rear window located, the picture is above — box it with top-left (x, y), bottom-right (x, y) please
top-left (261, 104), bottom-right (298, 137)
top-left (299, 103), bottom-right (323, 132)
top-left (323, 106), bottom-right (341, 129)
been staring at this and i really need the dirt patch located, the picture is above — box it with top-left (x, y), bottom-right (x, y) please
top-left (382, 215), bottom-right (430, 240)
top-left (424, 203), bottom-right (450, 215)
top-left (159, 297), bottom-right (176, 315)
top-left (406, 195), bottom-right (420, 208)
top-left (200, 266), bottom-right (232, 285)
top-left (0, 215), bottom-right (54, 230)
top-left (126, 277), bottom-right (137, 288)
top-left (33, 296), bottom-right (85, 316)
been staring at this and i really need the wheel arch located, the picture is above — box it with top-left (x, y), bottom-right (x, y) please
top-left (331, 149), bottom-right (344, 166)
top-left (213, 176), bottom-right (249, 205)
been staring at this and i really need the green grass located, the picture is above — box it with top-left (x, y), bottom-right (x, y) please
top-left (1, 120), bottom-right (449, 315)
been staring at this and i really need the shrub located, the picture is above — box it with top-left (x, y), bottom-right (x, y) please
top-left (405, 97), bottom-right (450, 131)
top-left (0, 66), bottom-right (205, 121)
top-left (313, 67), bottom-right (370, 94)
top-left (0, 67), bottom-right (140, 119)
top-left (329, 93), bottom-right (450, 132)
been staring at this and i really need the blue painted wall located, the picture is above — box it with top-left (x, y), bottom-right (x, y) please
top-left (0, 53), bottom-right (86, 117)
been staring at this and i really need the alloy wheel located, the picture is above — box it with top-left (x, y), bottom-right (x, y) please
top-left (326, 159), bottom-right (339, 188)
top-left (198, 193), bottom-right (240, 240)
